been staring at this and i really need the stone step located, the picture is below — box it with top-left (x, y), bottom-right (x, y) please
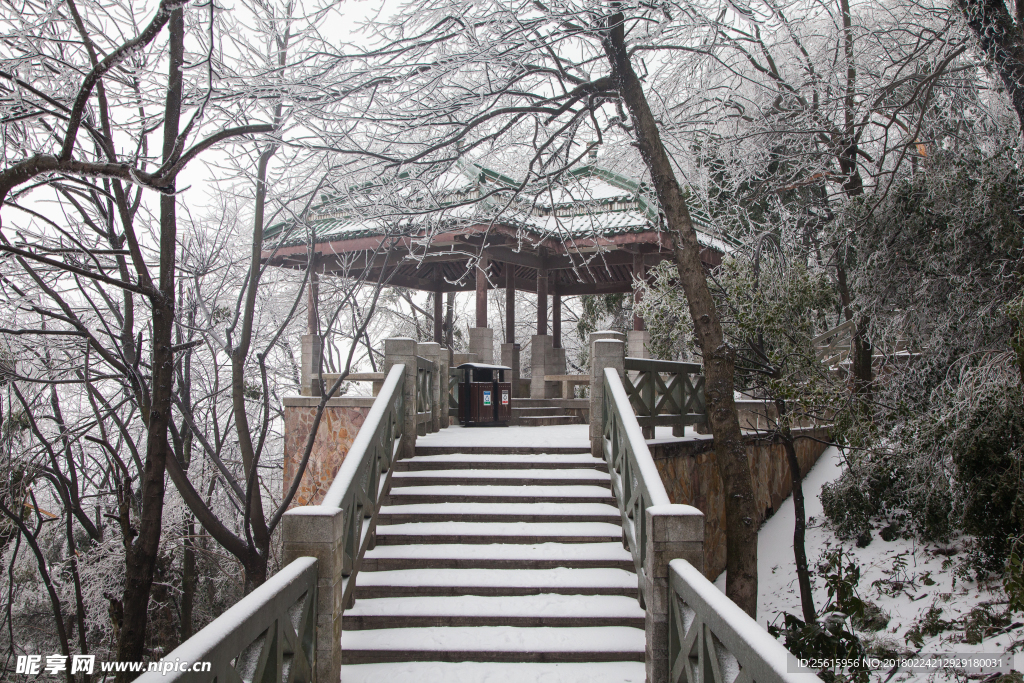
top-left (389, 469), bottom-right (610, 489)
top-left (340, 625), bottom-right (646, 664)
top-left (354, 567), bottom-right (640, 599)
top-left (511, 407), bottom-right (566, 416)
top-left (342, 594), bottom-right (645, 630)
top-left (377, 502), bottom-right (620, 525)
top-left (513, 415), bottom-right (584, 427)
top-left (413, 445), bottom-right (590, 455)
top-left (397, 452), bottom-right (606, 472)
top-left (384, 484), bottom-right (617, 506)
top-left (509, 399), bottom-right (590, 409)
top-left (374, 521), bottom-right (623, 545)
top-left (338, 661), bottom-right (646, 683)
top-left (359, 542), bottom-right (634, 571)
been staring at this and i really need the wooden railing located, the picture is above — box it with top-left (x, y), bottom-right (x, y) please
top-left (149, 338), bottom-right (454, 683)
top-left (669, 559), bottom-right (820, 683)
top-left (602, 363), bottom-right (816, 683)
top-left (415, 355), bottom-right (433, 427)
top-left (812, 320), bottom-right (856, 367)
top-left (623, 357), bottom-right (706, 431)
top-left (320, 363), bottom-right (405, 603)
top-left (135, 557), bottom-right (318, 683)
top-left (602, 366), bottom-right (671, 602)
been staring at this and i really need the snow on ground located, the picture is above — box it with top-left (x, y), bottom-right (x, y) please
top-left (746, 446), bottom-right (1024, 680)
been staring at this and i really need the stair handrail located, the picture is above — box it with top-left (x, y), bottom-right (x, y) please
top-left (415, 354), bottom-right (433, 428)
top-left (669, 559), bottom-right (820, 683)
top-left (135, 557), bottom-right (319, 683)
top-left (604, 365), bottom-right (818, 683)
top-left (321, 362), bottom-right (406, 590)
top-left (602, 366), bottom-right (671, 595)
top-left (139, 362), bottom-right (409, 683)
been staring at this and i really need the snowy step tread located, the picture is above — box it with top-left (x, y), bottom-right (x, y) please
top-left (405, 453), bottom-right (602, 464)
top-left (340, 625), bottom-right (645, 652)
top-left (339, 661), bottom-right (645, 683)
top-left (362, 542), bottom-right (633, 562)
top-left (388, 485), bottom-right (613, 498)
top-left (355, 567), bottom-right (638, 588)
top-left (379, 502), bottom-right (620, 516)
top-left (393, 469), bottom-right (609, 481)
top-left (344, 593), bottom-right (644, 619)
top-left (376, 521), bottom-right (622, 537)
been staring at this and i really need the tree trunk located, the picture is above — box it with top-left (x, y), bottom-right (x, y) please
top-left (958, 0), bottom-right (1024, 134)
top-left (777, 399), bottom-right (815, 623)
top-left (603, 14), bottom-right (759, 616)
top-left (114, 8), bottom-right (182, 677)
top-left (181, 517), bottom-right (195, 641)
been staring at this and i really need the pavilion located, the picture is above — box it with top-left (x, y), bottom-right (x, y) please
top-left (261, 159), bottom-right (731, 397)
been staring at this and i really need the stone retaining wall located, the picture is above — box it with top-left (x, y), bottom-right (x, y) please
top-left (282, 396), bottom-right (374, 507)
top-left (649, 427), bottom-right (831, 580)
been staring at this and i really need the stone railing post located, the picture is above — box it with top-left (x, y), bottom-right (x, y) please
top-left (384, 337), bottom-right (417, 460)
top-left (645, 505), bottom-right (704, 683)
top-left (300, 333), bottom-right (321, 396)
top-left (281, 506), bottom-right (345, 683)
top-left (418, 341), bottom-right (441, 433)
top-left (589, 331), bottom-right (626, 459)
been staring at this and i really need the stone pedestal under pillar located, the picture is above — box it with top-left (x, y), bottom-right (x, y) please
top-left (530, 334), bottom-right (555, 398)
top-left (627, 330), bottom-right (650, 359)
top-left (452, 352), bottom-right (479, 367)
top-left (500, 342), bottom-right (521, 395)
top-left (468, 327), bottom-right (494, 364)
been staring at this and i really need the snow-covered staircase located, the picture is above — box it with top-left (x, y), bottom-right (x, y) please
top-left (340, 443), bottom-right (646, 675)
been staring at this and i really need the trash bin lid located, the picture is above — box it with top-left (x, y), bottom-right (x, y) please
top-left (455, 363), bottom-right (512, 371)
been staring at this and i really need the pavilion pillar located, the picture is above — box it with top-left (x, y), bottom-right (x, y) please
top-left (433, 288), bottom-right (443, 345)
top-left (475, 253), bottom-right (488, 328)
top-left (469, 254), bottom-right (494, 363)
top-left (550, 290), bottom-right (566, 389)
top-left (553, 292), bottom-right (561, 348)
top-left (300, 259), bottom-right (320, 396)
top-left (536, 268), bottom-right (548, 336)
top-left (629, 252), bottom-right (650, 359)
top-left (505, 264), bottom-right (515, 344)
top-left (502, 264), bottom-right (520, 393)
top-left (445, 292), bottom-right (454, 354)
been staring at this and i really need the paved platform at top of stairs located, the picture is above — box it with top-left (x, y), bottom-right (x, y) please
top-left (416, 424), bottom-right (590, 452)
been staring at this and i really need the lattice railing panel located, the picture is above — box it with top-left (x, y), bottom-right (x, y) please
top-left (623, 358), bottom-right (707, 428)
top-left (669, 559), bottom-right (820, 683)
top-left (136, 558), bottom-right (318, 683)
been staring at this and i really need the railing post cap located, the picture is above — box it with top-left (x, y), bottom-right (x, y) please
top-left (647, 504), bottom-right (704, 543)
top-left (282, 505), bottom-right (344, 542)
top-left (647, 503), bottom-right (703, 517)
top-left (593, 338), bottom-right (625, 350)
top-left (590, 329), bottom-right (626, 340)
top-left (385, 337), bottom-right (417, 354)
